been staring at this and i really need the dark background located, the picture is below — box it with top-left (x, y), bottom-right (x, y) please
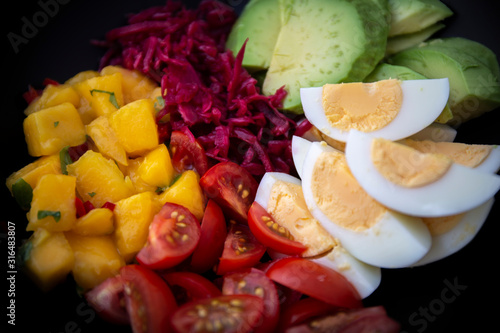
top-left (2, 0), bottom-right (500, 332)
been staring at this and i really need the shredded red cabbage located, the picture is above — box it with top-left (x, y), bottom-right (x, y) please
top-left (97, 0), bottom-right (298, 177)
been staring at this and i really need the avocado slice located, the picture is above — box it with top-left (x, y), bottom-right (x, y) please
top-left (389, 39), bottom-right (500, 125)
top-left (226, 0), bottom-right (281, 73)
top-left (364, 63), bottom-right (453, 123)
top-left (262, 0), bottom-right (389, 113)
top-left (385, 23), bottom-right (445, 56)
top-left (388, 0), bottom-right (453, 37)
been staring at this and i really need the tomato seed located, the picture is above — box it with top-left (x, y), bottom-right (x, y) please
top-left (241, 189), bottom-right (250, 199)
top-left (171, 211), bottom-right (179, 218)
top-left (181, 234), bottom-right (189, 241)
top-left (254, 287), bottom-right (264, 297)
top-left (176, 222), bottom-right (187, 228)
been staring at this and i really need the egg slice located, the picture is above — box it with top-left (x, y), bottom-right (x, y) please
top-left (300, 78), bottom-right (449, 142)
top-left (407, 123), bottom-right (457, 142)
top-left (291, 136), bottom-right (312, 179)
top-left (301, 141), bottom-right (432, 268)
top-left (412, 198), bottom-right (494, 266)
top-left (345, 130), bottom-right (500, 217)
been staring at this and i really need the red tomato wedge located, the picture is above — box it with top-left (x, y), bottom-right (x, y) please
top-left (216, 223), bottom-right (266, 275)
top-left (189, 199), bottom-right (227, 273)
top-left (162, 271), bottom-right (221, 305)
top-left (169, 130), bottom-right (209, 176)
top-left (278, 297), bottom-right (340, 331)
top-left (248, 202), bottom-right (307, 255)
top-left (120, 265), bottom-right (177, 333)
top-left (171, 295), bottom-right (265, 333)
top-left (85, 275), bottom-right (129, 325)
top-left (200, 161), bottom-right (258, 224)
top-left (222, 268), bottom-right (280, 333)
top-left (136, 203), bottom-right (201, 270)
top-left (265, 258), bottom-right (362, 309)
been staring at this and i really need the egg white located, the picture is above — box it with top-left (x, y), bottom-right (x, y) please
top-left (291, 135), bottom-right (313, 179)
top-left (300, 78), bottom-right (450, 142)
top-left (345, 130), bottom-right (500, 217)
top-left (301, 141), bottom-right (432, 268)
top-left (475, 145), bottom-right (500, 173)
top-left (412, 198), bottom-right (494, 266)
top-left (407, 123), bottom-right (457, 142)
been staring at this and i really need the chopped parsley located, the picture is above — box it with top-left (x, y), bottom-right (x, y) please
top-left (12, 178), bottom-right (33, 210)
top-left (37, 210), bottom-right (61, 222)
top-left (90, 89), bottom-right (120, 109)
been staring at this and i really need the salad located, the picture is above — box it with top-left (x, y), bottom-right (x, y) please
top-left (4, 0), bottom-right (500, 332)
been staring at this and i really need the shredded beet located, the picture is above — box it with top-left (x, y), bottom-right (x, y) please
top-left (97, 0), bottom-right (298, 177)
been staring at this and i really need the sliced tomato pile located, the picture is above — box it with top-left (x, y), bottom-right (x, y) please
top-left (85, 161), bottom-right (400, 333)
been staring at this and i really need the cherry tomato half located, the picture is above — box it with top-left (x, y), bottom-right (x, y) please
top-left (200, 161), bottom-right (258, 224)
top-left (265, 258), bottom-right (362, 309)
top-left (216, 223), bottom-right (266, 275)
top-left (85, 275), bottom-right (129, 325)
top-left (169, 130), bottom-right (209, 176)
top-left (222, 268), bottom-right (280, 333)
top-left (120, 265), bottom-right (177, 333)
top-left (136, 203), bottom-right (201, 270)
top-left (278, 297), bottom-right (340, 332)
top-left (170, 295), bottom-right (264, 333)
top-left (162, 271), bottom-right (221, 305)
top-left (248, 202), bottom-right (307, 255)
top-left (189, 199), bottom-right (227, 273)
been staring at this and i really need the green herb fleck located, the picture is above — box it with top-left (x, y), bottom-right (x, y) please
top-left (59, 146), bottom-right (73, 175)
top-left (16, 240), bottom-right (33, 268)
top-left (170, 174), bottom-right (182, 186)
top-left (12, 178), bottom-right (33, 210)
top-left (88, 192), bottom-right (96, 197)
top-left (38, 210), bottom-right (61, 222)
top-left (154, 96), bottom-right (165, 112)
top-left (155, 186), bottom-right (167, 194)
top-left (54, 121), bottom-right (60, 127)
top-left (90, 89), bottom-right (120, 109)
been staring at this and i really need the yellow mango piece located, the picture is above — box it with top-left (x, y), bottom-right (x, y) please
top-left (157, 170), bottom-right (205, 220)
top-left (73, 72), bottom-right (124, 120)
top-left (86, 116), bottom-right (128, 166)
top-left (23, 102), bottom-right (87, 156)
top-left (113, 191), bottom-right (161, 263)
top-left (65, 70), bottom-right (100, 85)
top-left (67, 150), bottom-right (135, 207)
top-left (23, 229), bottom-right (75, 292)
top-left (127, 144), bottom-right (175, 193)
top-left (72, 208), bottom-right (114, 236)
top-left (6, 154), bottom-right (61, 195)
top-left (65, 232), bottom-right (125, 291)
top-left (109, 99), bottom-right (158, 157)
top-left (100, 65), bottom-right (159, 105)
top-left (24, 84), bottom-right (81, 116)
top-left (27, 174), bottom-right (76, 232)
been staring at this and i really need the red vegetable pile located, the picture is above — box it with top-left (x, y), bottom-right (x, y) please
top-left (98, 0), bottom-right (303, 177)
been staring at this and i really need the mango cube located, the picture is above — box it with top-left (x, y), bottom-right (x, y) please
top-left (24, 84), bottom-right (81, 116)
top-left (113, 191), bottom-right (160, 263)
top-left (108, 99), bottom-right (158, 157)
top-left (72, 208), bottom-right (114, 236)
top-left (6, 154), bottom-right (61, 195)
top-left (23, 102), bottom-right (86, 156)
top-left (65, 70), bottom-right (100, 85)
top-left (85, 116), bottom-right (128, 166)
top-left (67, 150), bottom-right (135, 207)
top-left (65, 232), bottom-right (125, 291)
top-left (23, 229), bottom-right (75, 292)
top-left (27, 174), bottom-right (77, 232)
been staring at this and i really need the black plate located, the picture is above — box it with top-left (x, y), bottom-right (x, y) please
top-left (3, 1), bottom-right (500, 332)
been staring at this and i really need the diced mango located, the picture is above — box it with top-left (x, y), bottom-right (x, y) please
top-left (108, 99), bottom-right (158, 156)
top-left (86, 116), bottom-right (128, 166)
top-left (23, 102), bottom-right (87, 156)
top-left (23, 229), bottom-right (75, 292)
top-left (72, 208), bottom-right (114, 236)
top-left (65, 70), bottom-right (100, 85)
top-left (113, 191), bottom-right (161, 263)
top-left (6, 154), bottom-right (61, 195)
top-left (24, 84), bottom-right (81, 116)
top-left (157, 170), bottom-right (205, 220)
top-left (73, 72), bottom-right (124, 120)
top-left (27, 174), bottom-right (76, 232)
top-left (127, 144), bottom-right (175, 193)
top-left (67, 150), bottom-right (135, 207)
top-left (65, 232), bottom-right (125, 291)
top-left (100, 65), bottom-right (159, 105)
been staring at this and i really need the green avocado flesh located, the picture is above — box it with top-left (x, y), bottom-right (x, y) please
top-left (385, 23), bottom-right (445, 56)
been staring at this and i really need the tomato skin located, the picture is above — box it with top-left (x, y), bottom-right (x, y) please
top-left (169, 130), bottom-right (209, 175)
top-left (162, 271), bottom-right (221, 305)
top-left (200, 161), bottom-right (258, 224)
top-left (189, 199), bottom-right (227, 273)
top-left (85, 275), bottom-right (129, 325)
top-left (277, 297), bottom-right (340, 332)
top-left (170, 294), bottom-right (265, 333)
top-left (120, 265), bottom-right (177, 333)
top-left (248, 202), bottom-right (307, 255)
top-left (265, 258), bottom-right (362, 309)
top-left (216, 223), bottom-right (267, 275)
top-left (136, 203), bottom-right (201, 270)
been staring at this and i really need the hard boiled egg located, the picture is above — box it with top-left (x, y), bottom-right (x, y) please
top-left (291, 135), bottom-right (312, 179)
top-left (407, 123), bottom-right (457, 142)
top-left (345, 130), bottom-right (500, 217)
top-left (301, 141), bottom-right (432, 268)
top-left (300, 78), bottom-right (449, 142)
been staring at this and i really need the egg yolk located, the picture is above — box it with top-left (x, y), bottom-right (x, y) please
top-left (421, 213), bottom-right (465, 236)
top-left (311, 148), bottom-right (386, 231)
top-left (322, 79), bottom-right (402, 132)
top-left (401, 139), bottom-right (493, 168)
top-left (267, 180), bottom-right (337, 257)
top-left (371, 138), bottom-right (452, 188)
